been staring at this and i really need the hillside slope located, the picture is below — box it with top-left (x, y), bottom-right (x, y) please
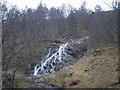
top-left (43, 46), bottom-right (119, 88)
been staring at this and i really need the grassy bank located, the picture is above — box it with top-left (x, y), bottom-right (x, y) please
top-left (43, 45), bottom-right (118, 88)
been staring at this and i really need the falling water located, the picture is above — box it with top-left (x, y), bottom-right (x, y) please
top-left (34, 43), bottom-right (69, 75)
top-left (33, 36), bottom-right (89, 76)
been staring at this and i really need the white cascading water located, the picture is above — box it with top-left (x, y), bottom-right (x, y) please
top-left (34, 43), bottom-right (69, 75)
top-left (33, 36), bottom-right (89, 76)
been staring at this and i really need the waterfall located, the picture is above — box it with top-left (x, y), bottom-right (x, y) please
top-left (34, 43), bottom-right (69, 75)
top-left (33, 36), bottom-right (89, 76)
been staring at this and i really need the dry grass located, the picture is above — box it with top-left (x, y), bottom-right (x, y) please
top-left (43, 46), bottom-right (118, 88)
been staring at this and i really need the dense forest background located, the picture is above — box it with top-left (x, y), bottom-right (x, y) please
top-left (1, 1), bottom-right (119, 88)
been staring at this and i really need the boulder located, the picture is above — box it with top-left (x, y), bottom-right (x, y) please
top-left (53, 40), bottom-right (62, 43)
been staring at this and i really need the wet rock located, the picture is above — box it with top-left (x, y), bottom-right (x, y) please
top-left (108, 83), bottom-right (120, 88)
top-left (25, 69), bottom-right (34, 76)
top-left (92, 50), bottom-right (103, 56)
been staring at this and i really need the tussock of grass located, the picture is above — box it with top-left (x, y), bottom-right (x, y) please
top-left (43, 46), bottom-right (118, 88)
